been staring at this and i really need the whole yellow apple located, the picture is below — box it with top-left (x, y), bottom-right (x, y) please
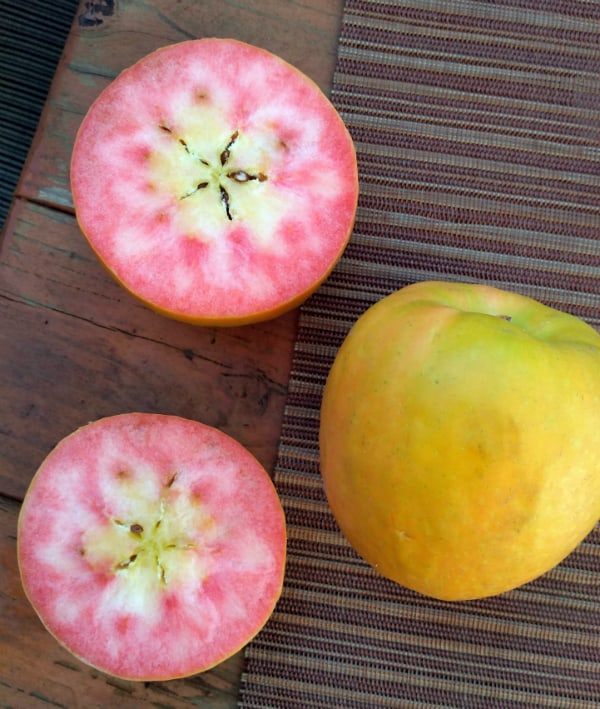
top-left (319, 280), bottom-right (600, 601)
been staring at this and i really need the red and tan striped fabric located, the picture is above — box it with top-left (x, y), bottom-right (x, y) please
top-left (239, 1), bottom-right (600, 707)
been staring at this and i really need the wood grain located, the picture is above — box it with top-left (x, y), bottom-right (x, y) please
top-left (1, 0), bottom-right (345, 705)
top-left (1, 200), bottom-right (296, 501)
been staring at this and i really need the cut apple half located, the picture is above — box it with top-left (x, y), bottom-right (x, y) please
top-left (70, 38), bottom-right (358, 325)
top-left (17, 413), bottom-right (286, 680)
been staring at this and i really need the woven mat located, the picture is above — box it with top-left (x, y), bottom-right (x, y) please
top-left (239, 2), bottom-right (600, 707)
top-left (0, 0), bottom-right (79, 231)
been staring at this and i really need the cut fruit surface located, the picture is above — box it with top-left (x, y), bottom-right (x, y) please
top-left (70, 38), bottom-right (358, 325)
top-left (17, 413), bottom-right (286, 680)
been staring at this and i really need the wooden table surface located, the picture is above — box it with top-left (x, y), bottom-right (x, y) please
top-left (0, 2), bottom-right (345, 706)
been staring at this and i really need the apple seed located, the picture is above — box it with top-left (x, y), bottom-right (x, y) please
top-left (157, 125), bottom-right (268, 221)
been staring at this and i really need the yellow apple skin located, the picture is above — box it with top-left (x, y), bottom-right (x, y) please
top-left (319, 281), bottom-right (600, 601)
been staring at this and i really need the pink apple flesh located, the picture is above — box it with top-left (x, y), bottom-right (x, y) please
top-left (17, 413), bottom-right (287, 680)
top-left (70, 39), bottom-right (359, 325)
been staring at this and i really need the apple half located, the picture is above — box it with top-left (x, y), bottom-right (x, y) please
top-left (17, 413), bottom-right (286, 680)
top-left (70, 38), bottom-right (358, 325)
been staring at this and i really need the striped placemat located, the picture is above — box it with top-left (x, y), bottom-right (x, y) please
top-left (239, 1), bottom-right (600, 707)
top-left (0, 0), bottom-right (79, 231)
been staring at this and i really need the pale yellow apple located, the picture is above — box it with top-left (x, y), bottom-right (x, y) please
top-left (320, 280), bottom-right (600, 600)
